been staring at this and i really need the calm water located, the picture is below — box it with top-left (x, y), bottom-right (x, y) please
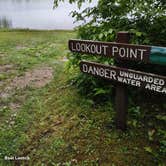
top-left (0, 0), bottom-right (97, 30)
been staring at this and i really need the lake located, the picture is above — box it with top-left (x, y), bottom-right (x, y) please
top-left (0, 0), bottom-right (97, 30)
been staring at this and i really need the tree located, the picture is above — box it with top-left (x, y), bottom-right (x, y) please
top-left (54, 0), bottom-right (166, 100)
top-left (54, 0), bottom-right (166, 45)
top-left (54, 2), bottom-right (166, 159)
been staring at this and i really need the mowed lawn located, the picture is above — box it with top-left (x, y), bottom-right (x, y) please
top-left (0, 30), bottom-right (165, 166)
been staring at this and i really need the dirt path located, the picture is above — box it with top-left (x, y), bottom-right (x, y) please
top-left (0, 66), bottom-right (54, 112)
top-left (1, 66), bottom-right (53, 97)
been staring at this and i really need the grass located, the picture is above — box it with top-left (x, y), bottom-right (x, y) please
top-left (0, 29), bottom-right (165, 166)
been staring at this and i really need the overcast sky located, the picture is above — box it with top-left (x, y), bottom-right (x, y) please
top-left (0, 0), bottom-right (98, 29)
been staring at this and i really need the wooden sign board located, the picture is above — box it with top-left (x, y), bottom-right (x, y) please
top-left (80, 61), bottom-right (166, 94)
top-left (69, 39), bottom-right (151, 63)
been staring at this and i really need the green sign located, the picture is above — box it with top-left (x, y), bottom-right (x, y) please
top-left (150, 46), bottom-right (166, 65)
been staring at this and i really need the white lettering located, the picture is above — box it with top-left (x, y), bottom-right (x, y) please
top-left (138, 49), bottom-right (146, 60)
top-left (119, 48), bottom-right (125, 57)
top-left (130, 49), bottom-right (137, 59)
top-left (162, 87), bottom-right (166, 94)
top-left (82, 64), bottom-right (88, 72)
top-left (71, 43), bottom-right (76, 51)
top-left (103, 45), bottom-right (108, 55)
top-left (76, 43), bottom-right (81, 51)
top-left (85, 44), bottom-right (90, 52)
top-left (112, 46), bottom-right (118, 56)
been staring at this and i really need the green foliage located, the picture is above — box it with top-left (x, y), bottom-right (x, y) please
top-left (0, 30), bottom-right (75, 165)
top-left (54, 0), bottom-right (92, 9)
top-left (0, 29), bottom-right (165, 165)
top-left (55, 1), bottom-right (166, 163)
top-left (54, 0), bottom-right (166, 44)
top-left (55, 0), bottom-right (166, 104)
top-left (51, 138), bottom-right (65, 152)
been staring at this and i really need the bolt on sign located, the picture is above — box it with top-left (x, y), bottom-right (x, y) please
top-left (69, 39), bottom-right (166, 65)
top-left (80, 61), bottom-right (166, 94)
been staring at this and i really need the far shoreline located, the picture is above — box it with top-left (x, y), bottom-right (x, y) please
top-left (0, 28), bottom-right (76, 32)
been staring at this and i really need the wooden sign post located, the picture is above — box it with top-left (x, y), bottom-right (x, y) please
top-left (115, 32), bottom-right (130, 130)
top-left (68, 32), bottom-right (166, 131)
